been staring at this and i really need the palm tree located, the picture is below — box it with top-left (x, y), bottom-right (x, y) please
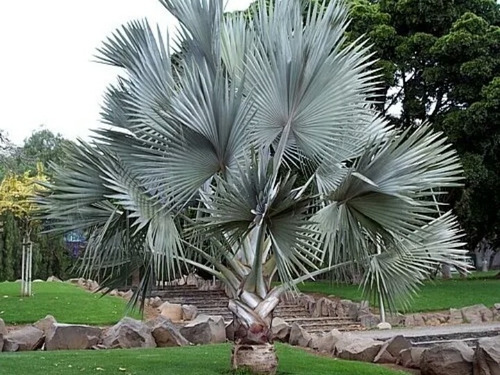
top-left (39, 0), bottom-right (467, 373)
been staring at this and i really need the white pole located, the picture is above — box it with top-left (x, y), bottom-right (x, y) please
top-left (376, 243), bottom-right (386, 323)
top-left (21, 241), bottom-right (26, 296)
top-left (28, 242), bottom-right (33, 296)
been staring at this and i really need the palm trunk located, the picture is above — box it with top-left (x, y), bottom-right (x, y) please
top-left (229, 298), bottom-right (279, 375)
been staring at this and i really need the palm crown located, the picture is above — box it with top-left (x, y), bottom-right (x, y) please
top-left (40, 0), bottom-right (466, 345)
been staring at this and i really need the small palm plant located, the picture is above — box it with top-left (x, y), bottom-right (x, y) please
top-left (39, 0), bottom-right (467, 373)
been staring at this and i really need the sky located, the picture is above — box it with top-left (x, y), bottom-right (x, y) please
top-left (0, 0), bottom-right (254, 145)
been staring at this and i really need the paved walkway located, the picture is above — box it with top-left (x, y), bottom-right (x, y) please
top-left (350, 322), bottom-right (500, 340)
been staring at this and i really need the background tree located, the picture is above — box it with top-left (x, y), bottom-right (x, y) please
top-left (40, 0), bottom-right (467, 373)
top-left (319, 0), bottom-right (500, 267)
top-left (0, 128), bottom-right (76, 282)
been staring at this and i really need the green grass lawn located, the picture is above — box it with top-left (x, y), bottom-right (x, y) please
top-left (0, 344), bottom-right (408, 375)
top-left (298, 271), bottom-right (500, 313)
top-left (0, 281), bottom-right (140, 326)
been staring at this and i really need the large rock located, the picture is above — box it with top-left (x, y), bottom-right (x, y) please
top-left (398, 347), bottom-right (426, 369)
top-left (3, 326), bottom-right (45, 352)
top-left (340, 299), bottom-right (360, 319)
top-left (288, 323), bottom-right (311, 348)
top-left (158, 302), bottom-right (183, 321)
top-left (34, 315), bottom-right (57, 336)
top-left (374, 335), bottom-right (412, 364)
top-left (45, 324), bottom-right (102, 350)
top-left (0, 333), bottom-right (3, 352)
top-left (180, 315), bottom-right (226, 345)
top-left (359, 313), bottom-right (381, 328)
top-left (271, 317), bottom-right (290, 342)
top-left (450, 308), bottom-right (464, 324)
top-left (336, 336), bottom-right (383, 362)
top-left (461, 304), bottom-right (494, 324)
top-left (101, 317), bottom-right (156, 349)
top-left (181, 305), bottom-right (198, 321)
top-left (420, 342), bottom-right (474, 375)
top-left (474, 336), bottom-right (500, 375)
top-left (46, 276), bottom-right (62, 282)
top-left (148, 317), bottom-right (190, 347)
top-left (149, 296), bottom-right (162, 308)
top-left (404, 314), bottom-right (425, 327)
top-left (309, 329), bottom-right (342, 353)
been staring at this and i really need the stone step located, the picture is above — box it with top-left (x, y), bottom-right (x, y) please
top-left (155, 292), bottom-right (227, 299)
top-left (284, 316), bottom-right (353, 322)
top-left (307, 325), bottom-right (363, 333)
top-left (294, 321), bottom-right (358, 330)
top-left (164, 299), bottom-right (228, 306)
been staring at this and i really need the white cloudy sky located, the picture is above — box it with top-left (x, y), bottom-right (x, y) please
top-left (0, 0), bottom-right (253, 145)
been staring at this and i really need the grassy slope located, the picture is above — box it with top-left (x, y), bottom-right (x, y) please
top-left (0, 281), bottom-right (140, 325)
top-left (0, 344), bottom-right (408, 375)
top-left (298, 272), bottom-right (500, 313)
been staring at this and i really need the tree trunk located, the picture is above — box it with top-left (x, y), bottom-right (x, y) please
top-left (229, 299), bottom-right (278, 374)
top-left (131, 269), bottom-right (140, 288)
top-left (475, 238), bottom-right (495, 272)
top-left (441, 264), bottom-right (452, 279)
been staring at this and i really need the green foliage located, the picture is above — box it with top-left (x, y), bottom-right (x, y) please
top-left (1, 211), bottom-right (21, 281)
top-left (0, 281), bottom-right (140, 325)
top-left (0, 344), bottom-right (407, 375)
top-left (338, 0), bottom-right (500, 247)
top-left (0, 128), bottom-right (77, 282)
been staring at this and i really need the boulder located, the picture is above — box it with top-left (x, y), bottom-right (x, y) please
top-left (404, 314), bottom-right (420, 327)
top-left (122, 290), bottom-right (134, 301)
top-left (386, 313), bottom-right (406, 327)
top-left (148, 316), bottom-right (190, 347)
top-left (359, 313), bottom-right (381, 328)
top-left (404, 314), bottom-right (425, 327)
top-left (474, 336), bottom-right (500, 375)
top-left (340, 299), bottom-right (360, 319)
top-left (449, 308), bottom-right (464, 324)
top-left (45, 324), bottom-right (102, 350)
top-left (180, 315), bottom-right (226, 345)
top-left (374, 335), bottom-right (411, 364)
top-left (377, 322), bottom-right (392, 330)
top-left (3, 326), bottom-right (44, 351)
top-left (271, 317), bottom-right (290, 342)
top-left (150, 296), bottom-right (163, 308)
top-left (185, 273), bottom-right (200, 286)
top-left (398, 347), bottom-right (426, 369)
top-left (461, 304), bottom-right (493, 324)
top-left (109, 289), bottom-right (119, 297)
top-left (101, 317), bottom-right (156, 349)
top-left (0, 333), bottom-right (3, 352)
top-left (288, 323), bottom-right (311, 348)
top-left (158, 302), bottom-right (183, 321)
top-left (0, 317), bottom-right (6, 336)
top-left (46, 276), bottom-right (62, 282)
top-left (420, 342), bottom-right (474, 375)
top-left (309, 329), bottom-right (342, 353)
top-left (181, 304), bottom-right (198, 321)
top-left (423, 313), bottom-right (449, 326)
top-left (67, 278), bottom-right (85, 285)
top-left (34, 315), bottom-right (57, 335)
top-left (336, 336), bottom-right (383, 362)
top-left (87, 280), bottom-right (99, 292)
